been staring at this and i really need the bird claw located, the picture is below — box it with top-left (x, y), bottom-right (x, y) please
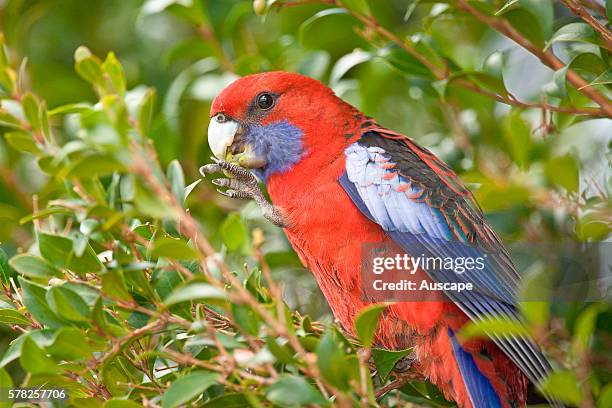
top-left (201, 160), bottom-right (289, 228)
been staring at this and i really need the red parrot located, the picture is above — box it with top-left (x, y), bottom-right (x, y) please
top-left (201, 72), bottom-right (559, 408)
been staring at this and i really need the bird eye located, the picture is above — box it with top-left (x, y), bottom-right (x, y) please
top-left (215, 113), bottom-right (228, 123)
top-left (256, 93), bottom-right (275, 110)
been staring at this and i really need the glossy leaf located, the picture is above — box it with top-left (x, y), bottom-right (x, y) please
top-left (266, 375), bottom-right (328, 406)
top-left (18, 278), bottom-right (64, 328)
top-left (19, 336), bottom-right (57, 375)
top-left (9, 254), bottom-right (61, 278)
top-left (220, 212), bottom-right (247, 252)
top-left (161, 371), bottom-right (219, 408)
top-left (545, 23), bottom-right (599, 50)
top-left (151, 237), bottom-right (197, 260)
top-left (0, 308), bottom-right (30, 325)
top-left (541, 371), bottom-right (583, 405)
top-left (163, 283), bottom-right (227, 305)
top-left (354, 303), bottom-right (386, 348)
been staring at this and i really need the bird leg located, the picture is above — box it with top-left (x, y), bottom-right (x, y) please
top-left (200, 160), bottom-right (289, 228)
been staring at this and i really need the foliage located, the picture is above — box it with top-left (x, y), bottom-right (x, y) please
top-left (0, 0), bottom-right (610, 407)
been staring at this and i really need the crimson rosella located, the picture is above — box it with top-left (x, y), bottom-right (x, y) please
top-left (201, 71), bottom-right (559, 408)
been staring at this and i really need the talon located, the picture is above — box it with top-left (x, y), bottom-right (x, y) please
top-left (217, 188), bottom-right (235, 198)
top-left (394, 355), bottom-right (416, 373)
top-left (211, 178), bottom-right (228, 187)
top-left (200, 164), bottom-right (220, 176)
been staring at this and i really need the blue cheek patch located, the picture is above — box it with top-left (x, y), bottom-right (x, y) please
top-left (244, 121), bottom-right (304, 181)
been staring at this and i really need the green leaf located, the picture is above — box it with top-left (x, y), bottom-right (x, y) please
top-left (265, 337), bottom-right (296, 364)
top-left (598, 383), bottom-right (612, 408)
top-left (18, 278), bottom-right (64, 328)
top-left (372, 348), bottom-right (412, 381)
top-left (104, 399), bottom-right (143, 408)
top-left (20, 336), bottom-right (57, 375)
top-left (101, 270), bottom-right (133, 301)
top-left (266, 375), bottom-right (328, 406)
top-left (47, 327), bottom-right (92, 360)
top-left (502, 109), bottom-right (531, 169)
top-left (185, 179), bottom-right (202, 199)
top-left (299, 9), bottom-right (351, 44)
top-left (102, 52), bottom-right (126, 96)
top-left (541, 371), bottom-right (583, 405)
top-left (151, 237), bottom-right (197, 260)
top-left (47, 102), bottom-right (92, 116)
top-left (572, 304), bottom-right (604, 353)
top-left (4, 131), bottom-right (40, 154)
top-left (220, 212), bottom-right (247, 252)
top-left (608, 0), bottom-right (612, 20)
top-left (64, 154), bottom-right (126, 178)
top-left (92, 296), bottom-right (127, 337)
top-left (519, 265), bottom-right (551, 327)
top-left (9, 254), bottom-right (61, 278)
top-left (378, 44), bottom-right (433, 79)
top-left (21, 92), bottom-right (41, 132)
top-left (161, 371), bottom-right (219, 408)
top-left (231, 303), bottom-right (260, 336)
top-left (483, 50), bottom-right (504, 80)
top-left (138, 88), bottom-right (156, 136)
top-left (0, 309), bottom-right (30, 325)
top-left (503, 8), bottom-right (546, 47)
top-left (0, 33), bottom-right (7, 69)
top-left (545, 23), bottom-right (599, 50)
top-left (134, 180), bottom-right (175, 219)
top-left (201, 393), bottom-right (250, 408)
top-left (38, 233), bottom-right (104, 276)
top-left (164, 283), bottom-right (227, 306)
top-left (459, 316), bottom-right (530, 340)
top-left (0, 367), bottom-right (13, 408)
top-left (330, 50), bottom-right (372, 85)
top-left (0, 110), bottom-right (22, 129)
top-left (0, 248), bottom-right (10, 282)
top-left (316, 329), bottom-right (354, 391)
top-left (167, 160), bottom-right (186, 204)
top-left (74, 46), bottom-right (105, 88)
top-left (342, 0), bottom-right (371, 15)
top-left (46, 286), bottom-right (91, 322)
top-left (518, 0), bottom-right (552, 39)
top-left (355, 303), bottom-right (386, 348)
top-left (542, 65), bottom-right (569, 99)
top-left (545, 154), bottom-right (579, 192)
top-left (450, 71), bottom-right (509, 98)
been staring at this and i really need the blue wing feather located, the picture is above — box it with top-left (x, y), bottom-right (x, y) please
top-left (448, 328), bottom-right (503, 408)
top-left (339, 137), bottom-right (558, 399)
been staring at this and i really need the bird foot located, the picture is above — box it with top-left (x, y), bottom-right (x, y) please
top-left (393, 355), bottom-right (416, 373)
top-left (200, 159), bottom-right (289, 228)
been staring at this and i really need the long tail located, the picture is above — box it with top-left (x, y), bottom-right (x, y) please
top-left (449, 329), bottom-right (504, 408)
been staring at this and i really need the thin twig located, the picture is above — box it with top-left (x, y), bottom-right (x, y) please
top-left (456, 0), bottom-right (612, 117)
top-left (561, 0), bottom-right (612, 51)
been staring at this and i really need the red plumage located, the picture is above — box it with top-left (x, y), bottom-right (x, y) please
top-left (211, 72), bottom-right (529, 408)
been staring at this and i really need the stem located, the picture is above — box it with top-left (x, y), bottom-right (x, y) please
top-left (561, 0), bottom-right (612, 52)
top-left (456, 0), bottom-right (612, 117)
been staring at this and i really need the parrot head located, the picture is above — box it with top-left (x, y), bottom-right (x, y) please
top-left (207, 71), bottom-right (358, 180)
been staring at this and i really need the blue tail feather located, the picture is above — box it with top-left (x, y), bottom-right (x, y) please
top-left (448, 328), bottom-right (502, 408)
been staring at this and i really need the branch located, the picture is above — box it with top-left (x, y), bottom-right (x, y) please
top-left (561, 0), bottom-right (612, 52)
top-left (579, 0), bottom-right (608, 19)
top-left (283, 0), bottom-right (609, 117)
top-left (456, 0), bottom-right (612, 118)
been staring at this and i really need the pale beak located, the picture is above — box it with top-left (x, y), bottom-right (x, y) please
top-left (208, 114), bottom-right (239, 160)
top-left (207, 114), bottom-right (267, 169)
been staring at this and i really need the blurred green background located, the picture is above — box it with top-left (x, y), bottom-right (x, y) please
top-left (1, 0), bottom-right (609, 309)
top-left (0, 1), bottom-right (610, 404)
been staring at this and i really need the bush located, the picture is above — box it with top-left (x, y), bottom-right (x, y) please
top-left (0, 1), bottom-right (610, 407)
